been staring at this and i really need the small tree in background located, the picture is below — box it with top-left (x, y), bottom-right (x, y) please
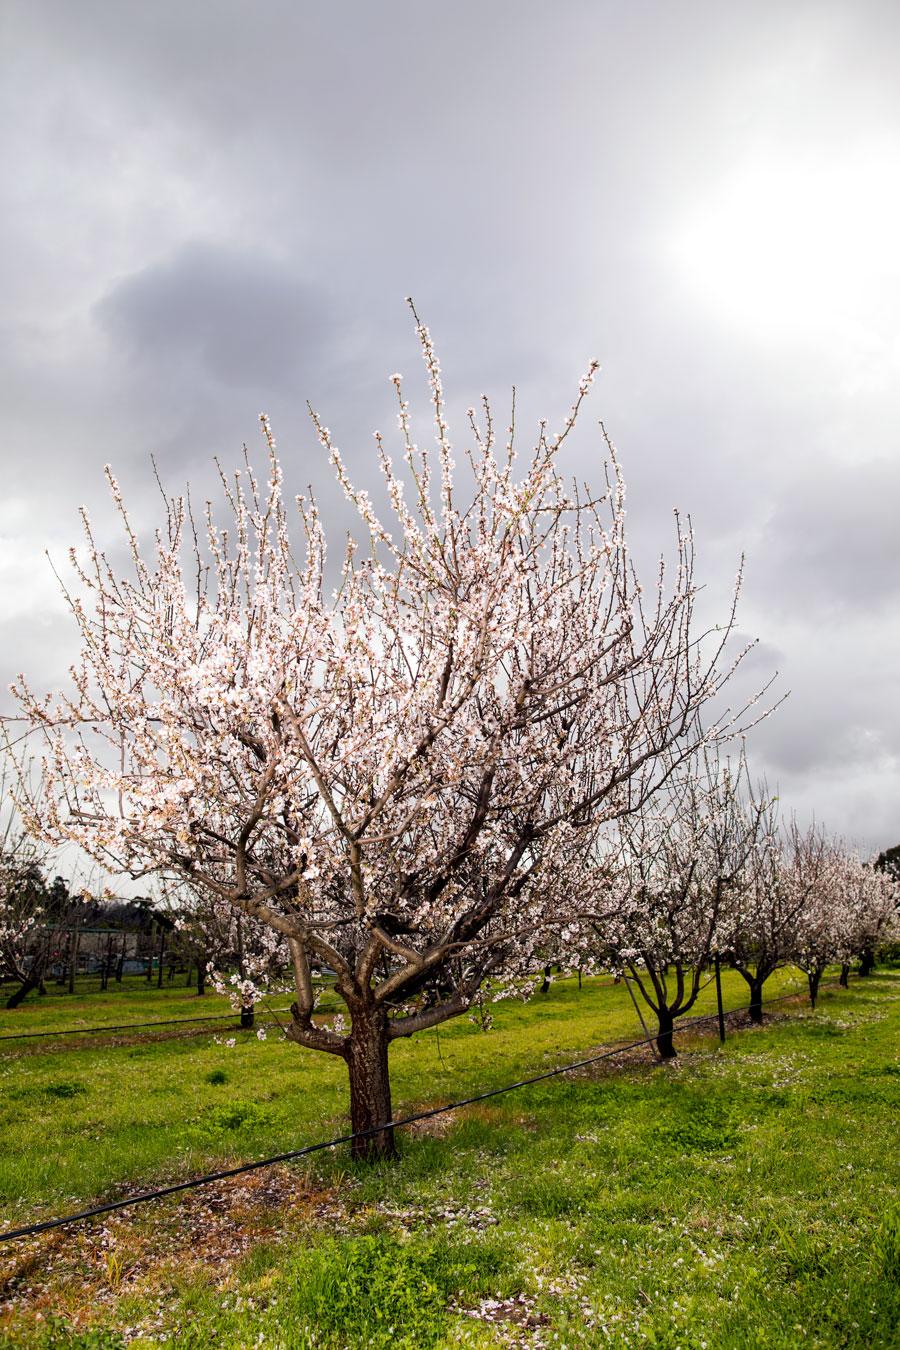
top-left (847, 858), bottom-right (900, 977)
top-left (162, 882), bottom-right (289, 1017)
top-left (0, 757), bottom-right (79, 1008)
top-left (788, 825), bottom-right (847, 1009)
top-left (0, 849), bottom-right (61, 1009)
top-left (13, 312), bottom-right (767, 1157)
top-left (595, 746), bottom-right (770, 1057)
top-left (874, 844), bottom-right (900, 882)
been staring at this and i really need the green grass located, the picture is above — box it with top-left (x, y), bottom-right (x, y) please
top-left (1, 968), bottom-right (898, 1347)
top-left (0, 974), bottom-right (239, 1033)
top-left (0, 968), bottom-right (800, 1214)
top-left (0, 971), bottom-right (342, 1039)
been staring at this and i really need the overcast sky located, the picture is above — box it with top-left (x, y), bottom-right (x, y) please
top-left (2, 0), bottom-right (899, 854)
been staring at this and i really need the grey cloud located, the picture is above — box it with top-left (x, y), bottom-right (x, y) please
top-left (2, 0), bottom-right (900, 851)
top-left (95, 243), bottom-right (333, 391)
top-left (744, 614), bottom-right (900, 780)
top-left (755, 701), bottom-right (890, 779)
top-left (757, 457), bottom-right (900, 616)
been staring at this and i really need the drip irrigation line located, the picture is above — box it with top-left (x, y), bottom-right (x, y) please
top-left (0, 1008), bottom-right (295, 1043)
top-left (0, 978), bottom-right (819, 1245)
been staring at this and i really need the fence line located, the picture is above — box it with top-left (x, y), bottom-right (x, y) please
top-left (0, 979), bottom-right (820, 1245)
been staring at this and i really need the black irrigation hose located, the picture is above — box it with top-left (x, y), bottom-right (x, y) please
top-left (0, 1008), bottom-right (295, 1043)
top-left (0, 978), bottom-right (819, 1245)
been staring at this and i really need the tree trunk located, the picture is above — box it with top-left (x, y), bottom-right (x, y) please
top-left (102, 934), bottom-right (114, 991)
top-left (197, 960), bottom-right (207, 996)
top-left (656, 1006), bottom-right (677, 1060)
top-left (839, 963), bottom-right (850, 988)
top-left (859, 948), bottom-right (875, 977)
top-left (240, 1002), bottom-right (255, 1029)
top-left (748, 977), bottom-right (764, 1024)
top-left (6, 974), bottom-right (40, 1009)
top-left (807, 968), bottom-right (821, 1009)
top-left (540, 964), bottom-right (552, 994)
top-left (345, 1009), bottom-right (396, 1160)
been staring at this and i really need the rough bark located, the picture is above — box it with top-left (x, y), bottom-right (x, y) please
top-left (6, 974), bottom-right (40, 1009)
top-left (807, 968), bottom-right (821, 1009)
top-left (748, 977), bottom-right (764, 1024)
top-left (656, 1005), bottom-right (677, 1060)
top-left (859, 948), bottom-right (875, 977)
top-left (345, 1008), bottom-right (396, 1160)
top-left (839, 963), bottom-right (850, 988)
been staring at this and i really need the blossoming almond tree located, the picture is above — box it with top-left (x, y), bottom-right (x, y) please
top-left (13, 312), bottom-right (763, 1157)
top-left (592, 746), bottom-right (771, 1058)
top-left (0, 829), bottom-right (50, 1009)
top-left (843, 858), bottom-right (900, 978)
top-left (159, 880), bottom-right (286, 1012)
top-left (0, 755), bottom-right (76, 1008)
top-left (785, 824), bottom-right (848, 1009)
top-left (727, 806), bottom-right (832, 1021)
top-left (774, 829), bottom-right (898, 1006)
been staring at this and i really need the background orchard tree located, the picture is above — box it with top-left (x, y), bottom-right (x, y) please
top-left (728, 804), bottom-right (822, 1021)
top-left (846, 858), bottom-right (900, 978)
top-left (787, 825), bottom-right (847, 1009)
top-left (0, 833), bottom-right (54, 1009)
top-left (594, 746), bottom-right (770, 1058)
top-left (161, 886), bottom-right (221, 995)
top-left (0, 851), bottom-right (88, 1008)
top-left (14, 313), bottom-right (767, 1158)
top-left (162, 881), bottom-right (289, 1017)
top-left (873, 843), bottom-right (900, 882)
top-left (0, 756), bottom-right (79, 1009)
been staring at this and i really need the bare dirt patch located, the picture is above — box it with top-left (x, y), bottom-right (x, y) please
top-left (0, 1164), bottom-right (329, 1332)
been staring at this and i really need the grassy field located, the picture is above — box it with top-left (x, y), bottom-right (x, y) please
top-left (0, 974), bottom-right (254, 1032)
top-left (0, 967), bottom-right (898, 1347)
